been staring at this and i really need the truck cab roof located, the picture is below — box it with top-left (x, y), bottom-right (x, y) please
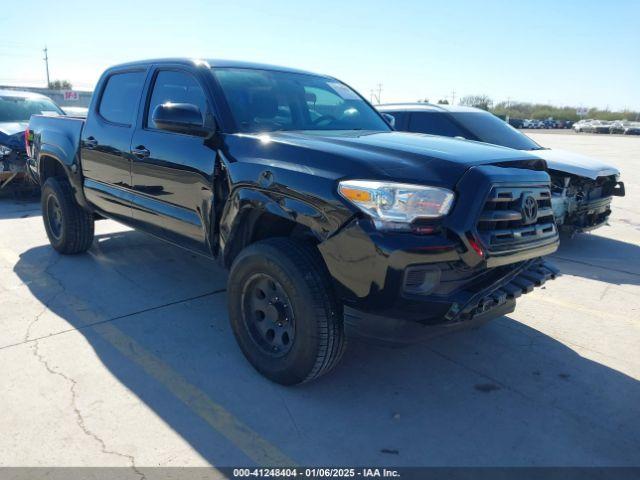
top-left (106, 58), bottom-right (329, 78)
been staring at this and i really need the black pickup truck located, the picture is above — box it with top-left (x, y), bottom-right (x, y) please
top-left (27, 58), bottom-right (559, 384)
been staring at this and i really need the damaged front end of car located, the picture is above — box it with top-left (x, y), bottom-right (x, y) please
top-left (0, 130), bottom-right (36, 192)
top-left (550, 171), bottom-right (625, 234)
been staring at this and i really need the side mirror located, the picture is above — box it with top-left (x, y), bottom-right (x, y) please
top-left (381, 113), bottom-right (396, 128)
top-left (152, 102), bottom-right (211, 136)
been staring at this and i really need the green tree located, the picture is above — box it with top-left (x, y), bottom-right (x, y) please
top-left (491, 101), bottom-right (637, 122)
top-left (437, 99), bottom-right (449, 104)
top-left (459, 95), bottom-right (493, 110)
top-left (48, 80), bottom-right (73, 90)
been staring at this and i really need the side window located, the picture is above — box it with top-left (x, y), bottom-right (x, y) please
top-left (385, 111), bottom-right (408, 130)
top-left (408, 112), bottom-right (467, 138)
top-left (305, 86), bottom-right (343, 120)
top-left (98, 71), bottom-right (146, 125)
top-left (147, 70), bottom-right (208, 130)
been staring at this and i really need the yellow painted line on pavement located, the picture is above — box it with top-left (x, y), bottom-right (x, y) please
top-left (18, 261), bottom-right (295, 467)
top-left (93, 321), bottom-right (295, 466)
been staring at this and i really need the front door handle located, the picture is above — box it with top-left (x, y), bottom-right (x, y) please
top-left (84, 137), bottom-right (98, 149)
top-left (131, 146), bottom-right (150, 159)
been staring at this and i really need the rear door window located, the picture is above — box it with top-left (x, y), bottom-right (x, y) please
top-left (98, 71), bottom-right (146, 125)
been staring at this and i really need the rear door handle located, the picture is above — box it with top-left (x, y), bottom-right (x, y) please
top-left (131, 146), bottom-right (150, 159)
top-left (84, 137), bottom-right (98, 149)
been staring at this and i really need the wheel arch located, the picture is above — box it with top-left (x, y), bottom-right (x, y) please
top-left (37, 150), bottom-right (91, 211)
top-left (39, 153), bottom-right (68, 184)
top-left (218, 187), bottom-right (331, 269)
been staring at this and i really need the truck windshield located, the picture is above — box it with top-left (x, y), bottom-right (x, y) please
top-left (449, 111), bottom-right (543, 150)
top-left (0, 96), bottom-right (64, 122)
top-left (213, 68), bottom-right (390, 133)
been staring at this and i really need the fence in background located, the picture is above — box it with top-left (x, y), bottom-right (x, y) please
top-left (0, 85), bottom-right (93, 107)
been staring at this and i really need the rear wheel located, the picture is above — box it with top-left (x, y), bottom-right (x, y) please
top-left (41, 177), bottom-right (94, 254)
top-left (228, 238), bottom-right (346, 385)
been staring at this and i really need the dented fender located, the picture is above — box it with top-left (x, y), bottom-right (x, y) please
top-left (217, 185), bottom-right (349, 267)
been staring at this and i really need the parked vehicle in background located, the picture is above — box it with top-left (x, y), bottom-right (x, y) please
top-left (623, 123), bottom-right (640, 135)
top-left (27, 58), bottom-right (560, 384)
top-left (579, 121), bottom-right (598, 133)
top-left (508, 118), bottom-right (524, 129)
top-left (61, 106), bottom-right (89, 118)
top-left (377, 103), bottom-right (625, 234)
top-left (553, 119), bottom-right (571, 129)
top-left (609, 121), bottom-right (626, 134)
top-left (592, 121), bottom-right (612, 134)
top-left (573, 119), bottom-right (593, 132)
top-left (1, 89), bottom-right (64, 189)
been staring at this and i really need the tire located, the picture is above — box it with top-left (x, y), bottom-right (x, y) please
top-left (41, 177), bottom-right (94, 254)
top-left (228, 238), bottom-right (346, 385)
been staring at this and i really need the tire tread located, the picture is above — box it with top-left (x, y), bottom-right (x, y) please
top-left (263, 238), bottom-right (346, 383)
top-left (230, 237), bottom-right (346, 384)
top-left (42, 177), bottom-right (94, 254)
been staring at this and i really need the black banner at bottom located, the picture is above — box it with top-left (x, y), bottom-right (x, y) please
top-left (1, 467), bottom-right (639, 480)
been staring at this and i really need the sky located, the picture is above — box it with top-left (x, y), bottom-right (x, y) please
top-left (1, 0), bottom-right (638, 110)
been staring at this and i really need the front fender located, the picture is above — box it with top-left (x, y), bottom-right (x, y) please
top-left (218, 186), bottom-right (343, 267)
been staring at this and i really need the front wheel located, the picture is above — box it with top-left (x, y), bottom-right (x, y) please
top-left (41, 177), bottom-right (94, 254)
top-left (228, 238), bottom-right (346, 385)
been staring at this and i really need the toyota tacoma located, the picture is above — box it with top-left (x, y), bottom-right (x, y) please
top-left (27, 59), bottom-right (559, 384)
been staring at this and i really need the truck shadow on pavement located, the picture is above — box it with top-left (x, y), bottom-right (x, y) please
top-left (13, 230), bottom-right (640, 466)
top-left (551, 232), bottom-right (640, 286)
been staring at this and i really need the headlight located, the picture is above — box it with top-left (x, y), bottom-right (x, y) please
top-left (338, 180), bottom-right (454, 229)
top-left (0, 145), bottom-right (12, 157)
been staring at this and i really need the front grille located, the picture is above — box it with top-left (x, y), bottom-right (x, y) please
top-left (477, 185), bottom-right (557, 253)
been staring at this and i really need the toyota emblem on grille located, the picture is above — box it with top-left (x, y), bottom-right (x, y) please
top-left (521, 194), bottom-right (538, 224)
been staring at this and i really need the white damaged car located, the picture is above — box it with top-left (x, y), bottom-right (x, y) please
top-left (377, 103), bottom-right (626, 233)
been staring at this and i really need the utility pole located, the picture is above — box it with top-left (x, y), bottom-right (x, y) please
top-left (43, 46), bottom-right (50, 88)
top-left (370, 84), bottom-right (382, 104)
top-left (450, 89), bottom-right (456, 105)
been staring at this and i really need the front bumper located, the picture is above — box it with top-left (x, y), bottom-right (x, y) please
top-left (344, 259), bottom-right (559, 344)
top-left (319, 217), bottom-right (557, 322)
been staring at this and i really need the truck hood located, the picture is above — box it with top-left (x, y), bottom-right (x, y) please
top-left (527, 148), bottom-right (619, 180)
top-left (0, 121), bottom-right (28, 137)
top-left (0, 122), bottom-right (28, 151)
top-left (247, 130), bottom-right (542, 187)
